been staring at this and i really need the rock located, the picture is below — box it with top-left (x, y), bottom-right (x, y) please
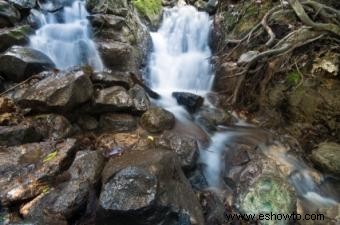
top-left (0, 0), bottom-right (21, 27)
top-left (0, 124), bottom-right (41, 146)
top-left (86, 0), bottom-right (129, 16)
top-left (0, 25), bottom-right (33, 52)
top-left (172, 92), bottom-right (204, 113)
top-left (0, 46), bottom-right (55, 82)
top-left (99, 113), bottom-right (137, 132)
top-left (37, 0), bottom-right (64, 12)
top-left (311, 142), bottom-right (340, 175)
top-left (132, 0), bottom-right (163, 28)
top-left (7, 0), bottom-right (36, 9)
top-left (97, 40), bottom-right (138, 72)
top-left (140, 107), bottom-right (175, 133)
top-left (18, 70), bottom-right (93, 112)
top-left (26, 114), bottom-right (73, 140)
top-left (93, 86), bottom-right (133, 112)
top-left (196, 107), bottom-right (232, 131)
top-left (0, 97), bottom-right (16, 113)
top-left (237, 175), bottom-right (296, 225)
top-left (91, 70), bottom-right (133, 89)
top-left (99, 149), bottom-right (204, 225)
top-left (88, 14), bottom-right (125, 30)
top-left (77, 114), bottom-right (98, 131)
top-left (128, 84), bottom-right (150, 113)
top-left (20, 180), bottom-right (89, 225)
top-left (98, 166), bottom-right (157, 212)
top-left (0, 139), bottom-right (77, 205)
top-left (68, 150), bottom-right (105, 184)
top-left (156, 131), bottom-right (199, 170)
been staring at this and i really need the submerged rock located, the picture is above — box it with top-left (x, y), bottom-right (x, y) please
top-left (172, 92), bottom-right (204, 113)
top-left (140, 107), bottom-right (175, 133)
top-left (0, 25), bottom-right (33, 52)
top-left (100, 149), bottom-right (204, 225)
top-left (0, 46), bottom-right (55, 82)
top-left (311, 142), bottom-right (340, 175)
top-left (0, 0), bottom-right (21, 27)
top-left (18, 70), bottom-right (93, 112)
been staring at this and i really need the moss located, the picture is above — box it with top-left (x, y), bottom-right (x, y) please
top-left (286, 71), bottom-right (301, 86)
top-left (132, 0), bottom-right (162, 24)
top-left (240, 176), bottom-right (295, 225)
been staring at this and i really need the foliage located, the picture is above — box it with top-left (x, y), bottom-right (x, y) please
top-left (286, 71), bottom-right (301, 86)
top-left (132, 0), bottom-right (162, 23)
top-left (43, 151), bottom-right (58, 163)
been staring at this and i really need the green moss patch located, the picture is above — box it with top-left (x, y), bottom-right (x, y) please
top-left (286, 71), bottom-right (301, 86)
top-left (132, 0), bottom-right (162, 24)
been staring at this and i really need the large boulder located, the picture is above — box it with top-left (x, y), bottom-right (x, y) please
top-left (172, 92), bottom-right (204, 113)
top-left (128, 84), bottom-right (150, 113)
top-left (0, 25), bottom-right (33, 53)
top-left (311, 142), bottom-right (340, 175)
top-left (99, 113), bottom-right (137, 132)
top-left (86, 0), bottom-right (129, 16)
top-left (0, 46), bottom-right (55, 82)
top-left (140, 107), bottom-right (175, 133)
top-left (0, 0), bottom-right (21, 28)
top-left (0, 124), bottom-right (41, 146)
top-left (18, 70), bottom-right (93, 112)
top-left (7, 0), bottom-right (36, 9)
top-left (91, 70), bottom-right (133, 89)
top-left (99, 149), bottom-right (204, 225)
top-left (0, 139), bottom-right (77, 205)
top-left (196, 107), bottom-right (233, 131)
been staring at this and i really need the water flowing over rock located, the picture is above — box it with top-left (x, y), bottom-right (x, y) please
top-left (0, 46), bottom-right (55, 82)
top-left (29, 0), bottom-right (103, 71)
top-left (0, 0), bottom-right (21, 27)
top-left (7, 0), bottom-right (36, 9)
top-left (172, 92), bottom-right (204, 113)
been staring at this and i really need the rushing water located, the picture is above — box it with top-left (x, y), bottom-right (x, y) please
top-left (148, 4), bottom-right (339, 210)
top-left (29, 0), bottom-right (103, 71)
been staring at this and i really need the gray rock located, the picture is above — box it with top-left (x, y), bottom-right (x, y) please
top-left (0, 124), bottom-right (41, 146)
top-left (18, 70), bottom-right (93, 112)
top-left (0, 139), bottom-right (77, 205)
top-left (0, 46), bottom-right (55, 82)
top-left (77, 114), bottom-right (98, 130)
top-left (88, 14), bottom-right (125, 30)
top-left (128, 84), bottom-right (150, 113)
top-left (0, 25), bottom-right (33, 52)
top-left (100, 149), bottom-right (204, 225)
top-left (172, 92), bottom-right (204, 113)
top-left (311, 142), bottom-right (340, 175)
top-left (99, 113), bottom-right (137, 132)
top-left (140, 107), bottom-right (175, 133)
top-left (91, 70), bottom-right (133, 89)
top-left (7, 0), bottom-right (36, 9)
top-left (196, 107), bottom-right (232, 131)
top-left (0, 0), bottom-right (21, 27)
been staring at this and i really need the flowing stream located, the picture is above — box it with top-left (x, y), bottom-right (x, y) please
top-left (148, 3), bottom-right (339, 213)
top-left (29, 0), bottom-right (103, 71)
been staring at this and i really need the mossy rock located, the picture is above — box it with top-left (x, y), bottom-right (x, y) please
top-left (132, 0), bottom-right (162, 28)
top-left (238, 176), bottom-right (296, 225)
top-left (286, 70), bottom-right (301, 86)
top-left (311, 142), bottom-right (340, 175)
top-left (0, 25), bottom-right (33, 52)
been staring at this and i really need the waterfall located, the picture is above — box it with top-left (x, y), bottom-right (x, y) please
top-left (29, 0), bottom-right (103, 71)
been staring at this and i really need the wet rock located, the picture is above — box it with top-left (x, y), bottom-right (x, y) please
top-left (196, 107), bottom-right (232, 131)
top-left (237, 175), bottom-right (296, 225)
top-left (77, 114), bottom-right (98, 131)
top-left (86, 0), bottom-right (129, 16)
top-left (91, 70), bottom-right (132, 89)
top-left (128, 84), bottom-right (150, 113)
top-left (88, 14), bottom-right (125, 30)
top-left (37, 0), bottom-right (64, 12)
top-left (156, 131), bottom-right (199, 170)
top-left (93, 86), bottom-right (133, 112)
top-left (100, 149), bottom-right (204, 225)
top-left (132, 0), bottom-right (163, 28)
top-left (172, 92), bottom-right (204, 113)
top-left (0, 25), bottom-right (33, 52)
top-left (18, 70), bottom-right (93, 112)
top-left (26, 114), bottom-right (73, 140)
top-left (0, 139), bottom-right (77, 205)
top-left (0, 46), bottom-right (55, 82)
top-left (7, 0), bottom-right (36, 9)
top-left (0, 124), bottom-right (41, 146)
top-left (311, 142), bottom-right (340, 175)
top-left (0, 0), bottom-right (21, 27)
top-left (140, 107), bottom-right (175, 133)
top-left (99, 113), bottom-right (137, 132)
top-left (21, 180), bottom-right (89, 225)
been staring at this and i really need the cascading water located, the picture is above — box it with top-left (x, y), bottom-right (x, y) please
top-left (149, 3), bottom-right (339, 212)
top-left (29, 0), bottom-right (103, 71)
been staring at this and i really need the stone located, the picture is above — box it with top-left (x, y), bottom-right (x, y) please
top-left (156, 131), bottom-right (199, 170)
top-left (86, 0), bottom-right (129, 16)
top-left (128, 84), bottom-right (150, 113)
top-left (0, 25), bottom-right (33, 52)
top-left (88, 14), bottom-right (125, 30)
top-left (7, 0), bottom-right (36, 9)
top-left (99, 113), bottom-right (137, 132)
top-left (25, 114), bottom-right (73, 140)
top-left (132, 0), bottom-right (163, 28)
top-left (18, 70), bottom-right (93, 112)
top-left (99, 149), bottom-right (204, 225)
top-left (77, 114), bottom-right (98, 131)
top-left (91, 70), bottom-right (132, 89)
top-left (140, 107), bottom-right (175, 133)
top-left (0, 124), bottom-right (41, 146)
top-left (196, 107), bottom-right (232, 131)
top-left (172, 92), bottom-right (204, 113)
top-left (0, 139), bottom-right (77, 205)
top-left (0, 97), bottom-right (16, 113)
top-left (311, 142), bottom-right (340, 175)
top-left (0, 46), bottom-right (55, 82)
top-left (0, 0), bottom-right (21, 27)
top-left (37, 0), bottom-right (64, 12)
top-left (93, 86), bottom-right (133, 112)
